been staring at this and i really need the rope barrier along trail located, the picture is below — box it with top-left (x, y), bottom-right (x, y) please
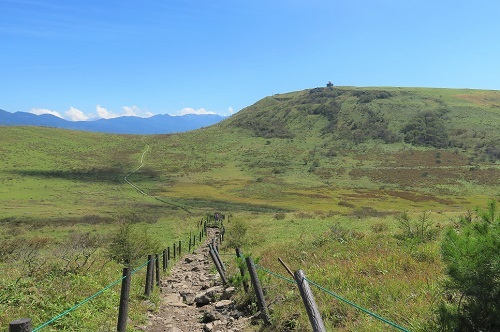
top-left (32, 258), bottom-right (152, 331)
top-left (304, 277), bottom-right (411, 332)
top-left (255, 264), bottom-right (296, 284)
top-left (252, 262), bottom-right (410, 332)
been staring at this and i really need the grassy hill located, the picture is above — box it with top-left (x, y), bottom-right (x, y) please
top-left (1, 86), bottom-right (499, 220)
top-left (137, 86), bottom-right (500, 214)
top-left (1, 86), bottom-right (499, 331)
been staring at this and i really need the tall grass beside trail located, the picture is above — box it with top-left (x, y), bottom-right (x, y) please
top-left (0, 213), bottom-right (207, 331)
top-left (222, 211), bottom-right (448, 332)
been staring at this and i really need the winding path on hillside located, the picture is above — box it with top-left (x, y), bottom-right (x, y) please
top-left (124, 144), bottom-right (151, 196)
top-left (124, 144), bottom-right (191, 212)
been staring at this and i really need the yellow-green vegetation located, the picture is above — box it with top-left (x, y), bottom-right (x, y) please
top-left (222, 211), bottom-right (449, 331)
top-left (1, 86), bottom-right (499, 330)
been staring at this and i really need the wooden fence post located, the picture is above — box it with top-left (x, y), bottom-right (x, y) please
top-left (162, 249), bottom-right (167, 272)
top-left (189, 236), bottom-right (192, 252)
top-left (209, 247), bottom-right (227, 284)
top-left (173, 243), bottom-right (176, 259)
top-left (235, 248), bottom-right (249, 293)
top-left (9, 318), bottom-right (32, 332)
top-left (155, 254), bottom-right (160, 287)
top-left (167, 247), bottom-right (171, 261)
top-left (294, 270), bottom-right (326, 332)
top-left (209, 243), bottom-right (226, 271)
top-left (144, 255), bottom-right (153, 296)
top-left (178, 240), bottom-right (182, 255)
top-left (245, 256), bottom-right (271, 325)
top-left (117, 267), bottom-right (131, 332)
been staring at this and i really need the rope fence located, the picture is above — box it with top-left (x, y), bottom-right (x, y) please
top-left (10, 216), bottom-right (411, 332)
top-left (9, 218), bottom-right (215, 332)
top-left (32, 258), bottom-right (151, 332)
top-left (231, 253), bottom-right (412, 332)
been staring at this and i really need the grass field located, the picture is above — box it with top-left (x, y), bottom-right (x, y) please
top-left (1, 86), bottom-right (499, 330)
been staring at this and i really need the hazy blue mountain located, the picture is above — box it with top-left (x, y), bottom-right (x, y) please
top-left (0, 109), bottom-right (226, 134)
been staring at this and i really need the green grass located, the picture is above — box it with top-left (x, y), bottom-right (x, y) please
top-left (220, 212), bottom-right (452, 331)
top-left (1, 86), bottom-right (499, 330)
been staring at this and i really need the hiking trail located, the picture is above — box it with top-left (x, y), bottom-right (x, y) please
top-left (137, 228), bottom-right (253, 332)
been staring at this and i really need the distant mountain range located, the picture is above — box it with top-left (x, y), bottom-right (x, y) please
top-left (0, 109), bottom-right (226, 134)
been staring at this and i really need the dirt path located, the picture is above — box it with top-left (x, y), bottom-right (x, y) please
top-left (124, 144), bottom-right (150, 196)
top-left (138, 228), bottom-right (252, 332)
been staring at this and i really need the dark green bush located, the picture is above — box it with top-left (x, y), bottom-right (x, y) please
top-left (401, 110), bottom-right (450, 148)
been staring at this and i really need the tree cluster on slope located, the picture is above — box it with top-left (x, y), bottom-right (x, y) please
top-left (401, 110), bottom-right (450, 148)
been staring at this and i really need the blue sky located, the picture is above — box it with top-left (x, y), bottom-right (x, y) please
top-left (1, 0), bottom-right (499, 120)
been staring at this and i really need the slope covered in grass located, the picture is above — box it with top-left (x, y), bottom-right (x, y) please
top-left (1, 86), bottom-right (499, 331)
top-left (140, 86), bottom-right (500, 214)
top-left (2, 86), bottom-right (499, 220)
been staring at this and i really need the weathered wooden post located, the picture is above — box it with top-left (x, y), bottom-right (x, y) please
top-left (245, 256), bottom-right (271, 325)
top-left (294, 270), bottom-right (326, 332)
top-left (162, 249), bottom-right (167, 272)
top-left (144, 255), bottom-right (153, 296)
top-left (189, 236), bottom-right (192, 252)
top-left (193, 234), bottom-right (196, 247)
top-left (173, 243), bottom-right (176, 259)
top-left (155, 254), bottom-right (160, 287)
top-left (167, 246), bottom-right (171, 261)
top-left (150, 256), bottom-right (155, 291)
top-left (178, 240), bottom-right (182, 255)
top-left (209, 243), bottom-right (225, 271)
top-left (117, 267), bottom-right (131, 332)
top-left (209, 247), bottom-right (227, 284)
top-left (235, 248), bottom-right (249, 293)
top-left (9, 318), bottom-right (32, 332)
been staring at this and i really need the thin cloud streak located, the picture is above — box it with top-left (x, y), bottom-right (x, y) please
top-left (177, 107), bottom-right (217, 116)
top-left (30, 108), bottom-right (63, 118)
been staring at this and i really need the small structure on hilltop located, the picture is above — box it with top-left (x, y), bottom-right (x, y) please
top-left (326, 81), bottom-right (334, 87)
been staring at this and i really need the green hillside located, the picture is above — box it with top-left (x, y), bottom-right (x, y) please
top-left (1, 86), bottom-right (499, 331)
top-left (1, 87), bottom-right (499, 219)
top-left (138, 86), bottom-right (500, 214)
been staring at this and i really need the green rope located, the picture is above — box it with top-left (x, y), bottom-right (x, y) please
top-left (132, 258), bottom-right (152, 274)
top-left (304, 277), bottom-right (411, 332)
top-left (251, 262), bottom-right (410, 332)
top-left (33, 259), bottom-right (151, 331)
top-left (255, 264), bottom-right (296, 284)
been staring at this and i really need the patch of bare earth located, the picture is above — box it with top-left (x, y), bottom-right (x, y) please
top-left (139, 228), bottom-right (252, 332)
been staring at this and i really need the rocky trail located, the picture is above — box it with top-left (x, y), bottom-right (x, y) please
top-left (139, 228), bottom-right (253, 332)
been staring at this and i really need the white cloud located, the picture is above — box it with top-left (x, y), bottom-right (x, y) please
top-left (93, 105), bottom-right (153, 119)
top-left (122, 106), bottom-right (137, 116)
top-left (227, 106), bottom-right (234, 115)
top-left (96, 105), bottom-right (119, 119)
top-left (121, 106), bottom-right (153, 118)
top-left (178, 107), bottom-right (216, 116)
top-left (29, 105), bottom-right (154, 121)
top-left (30, 108), bottom-right (63, 118)
top-left (65, 107), bottom-right (89, 121)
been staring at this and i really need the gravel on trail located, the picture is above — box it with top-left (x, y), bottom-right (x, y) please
top-left (138, 228), bottom-right (253, 332)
